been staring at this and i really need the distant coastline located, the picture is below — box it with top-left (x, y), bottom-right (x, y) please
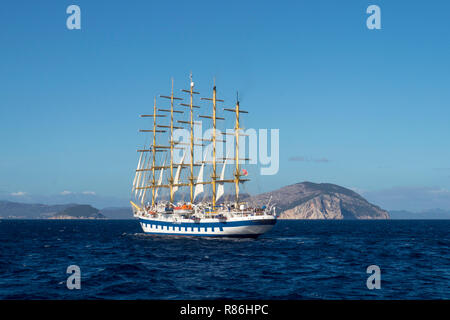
top-left (2, 181), bottom-right (450, 220)
top-left (47, 216), bottom-right (106, 220)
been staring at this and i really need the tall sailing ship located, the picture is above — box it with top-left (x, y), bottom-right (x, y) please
top-left (130, 75), bottom-right (277, 238)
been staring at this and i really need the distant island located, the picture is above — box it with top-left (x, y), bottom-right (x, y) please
top-left (0, 202), bottom-right (107, 219)
top-left (2, 181), bottom-right (450, 219)
top-left (48, 205), bottom-right (105, 219)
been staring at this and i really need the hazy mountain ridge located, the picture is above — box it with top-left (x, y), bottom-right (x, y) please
top-left (3, 182), bottom-right (450, 219)
top-left (389, 209), bottom-right (450, 219)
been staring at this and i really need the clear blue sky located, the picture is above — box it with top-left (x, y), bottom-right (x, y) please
top-left (1, 1), bottom-right (450, 210)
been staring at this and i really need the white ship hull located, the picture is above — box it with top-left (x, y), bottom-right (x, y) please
top-left (138, 214), bottom-right (277, 238)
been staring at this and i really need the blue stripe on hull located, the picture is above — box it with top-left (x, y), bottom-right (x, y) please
top-left (142, 231), bottom-right (261, 238)
top-left (138, 218), bottom-right (276, 228)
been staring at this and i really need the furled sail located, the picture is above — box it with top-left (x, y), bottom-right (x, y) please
top-left (154, 156), bottom-right (166, 200)
top-left (135, 152), bottom-right (147, 198)
top-left (216, 150), bottom-right (230, 202)
top-left (193, 154), bottom-right (206, 202)
top-left (172, 151), bottom-right (186, 195)
top-left (138, 153), bottom-right (150, 201)
top-left (140, 166), bottom-right (153, 204)
top-left (132, 152), bottom-right (143, 192)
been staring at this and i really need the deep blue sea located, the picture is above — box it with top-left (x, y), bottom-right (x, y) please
top-left (0, 220), bottom-right (448, 299)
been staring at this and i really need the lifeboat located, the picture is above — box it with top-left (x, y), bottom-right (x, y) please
top-left (174, 204), bottom-right (193, 214)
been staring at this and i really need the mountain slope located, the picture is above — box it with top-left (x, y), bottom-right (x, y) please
top-left (248, 182), bottom-right (389, 219)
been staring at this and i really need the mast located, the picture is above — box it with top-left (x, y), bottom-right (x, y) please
top-left (180, 73), bottom-right (200, 204)
top-left (223, 93), bottom-right (250, 207)
top-left (140, 98), bottom-right (159, 206)
top-left (189, 77), bottom-right (195, 204)
top-left (137, 89), bottom-right (185, 197)
top-left (159, 79), bottom-right (184, 204)
top-left (212, 83), bottom-right (217, 208)
top-left (151, 98), bottom-right (157, 206)
top-left (138, 100), bottom-right (168, 205)
top-left (234, 96), bottom-right (240, 206)
top-left (170, 79), bottom-right (174, 204)
top-left (200, 79), bottom-right (224, 208)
